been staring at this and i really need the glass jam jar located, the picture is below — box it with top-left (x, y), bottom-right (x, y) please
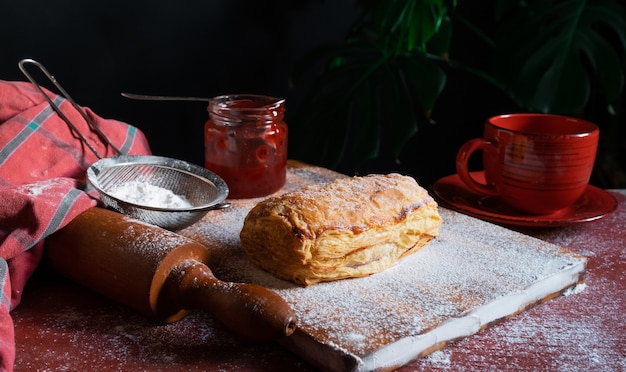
top-left (204, 94), bottom-right (288, 199)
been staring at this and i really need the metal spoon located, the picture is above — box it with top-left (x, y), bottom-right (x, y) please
top-left (121, 92), bottom-right (210, 102)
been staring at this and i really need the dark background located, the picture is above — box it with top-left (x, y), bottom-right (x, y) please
top-left (2, 1), bottom-right (620, 190)
top-left (0, 1), bottom-right (357, 169)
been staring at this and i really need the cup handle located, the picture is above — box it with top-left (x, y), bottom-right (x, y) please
top-left (455, 138), bottom-right (497, 196)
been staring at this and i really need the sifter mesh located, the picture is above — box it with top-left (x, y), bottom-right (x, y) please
top-left (88, 155), bottom-right (229, 230)
top-left (18, 59), bottom-right (229, 231)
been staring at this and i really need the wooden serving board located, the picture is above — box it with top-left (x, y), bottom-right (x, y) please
top-left (179, 162), bottom-right (587, 372)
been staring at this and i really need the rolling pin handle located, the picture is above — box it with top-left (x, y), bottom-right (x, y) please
top-left (169, 260), bottom-right (297, 341)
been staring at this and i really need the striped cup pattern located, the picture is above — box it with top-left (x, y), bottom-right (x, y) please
top-left (456, 114), bottom-right (599, 215)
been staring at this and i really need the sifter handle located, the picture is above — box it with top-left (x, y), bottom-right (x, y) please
top-left (168, 260), bottom-right (297, 341)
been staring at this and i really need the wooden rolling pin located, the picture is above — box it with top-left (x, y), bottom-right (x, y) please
top-left (45, 207), bottom-right (296, 341)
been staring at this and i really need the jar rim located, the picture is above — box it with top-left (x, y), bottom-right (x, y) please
top-left (208, 94), bottom-right (285, 123)
top-left (209, 94), bottom-right (284, 111)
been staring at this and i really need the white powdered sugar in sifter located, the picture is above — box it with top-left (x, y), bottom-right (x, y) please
top-left (18, 59), bottom-right (229, 231)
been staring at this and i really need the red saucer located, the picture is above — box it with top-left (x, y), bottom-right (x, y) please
top-left (432, 172), bottom-right (618, 227)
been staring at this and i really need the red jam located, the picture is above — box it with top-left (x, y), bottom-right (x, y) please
top-left (204, 95), bottom-right (288, 199)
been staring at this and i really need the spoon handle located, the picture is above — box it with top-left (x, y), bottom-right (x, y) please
top-left (121, 92), bottom-right (210, 102)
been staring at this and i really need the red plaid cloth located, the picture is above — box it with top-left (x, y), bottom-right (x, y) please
top-left (0, 80), bottom-right (151, 371)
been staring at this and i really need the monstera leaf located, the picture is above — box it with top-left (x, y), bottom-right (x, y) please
top-left (493, 0), bottom-right (626, 114)
top-left (289, 0), bottom-right (626, 175)
top-left (289, 0), bottom-right (451, 171)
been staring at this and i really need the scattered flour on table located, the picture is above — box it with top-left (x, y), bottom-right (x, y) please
top-left (179, 167), bottom-right (599, 368)
top-left (107, 181), bottom-right (192, 208)
top-left (185, 203), bottom-right (587, 360)
top-left (563, 282), bottom-right (587, 296)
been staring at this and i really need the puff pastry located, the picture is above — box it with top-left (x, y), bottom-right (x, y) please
top-left (239, 173), bottom-right (442, 286)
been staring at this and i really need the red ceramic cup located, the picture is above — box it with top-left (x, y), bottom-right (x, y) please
top-left (456, 113), bottom-right (599, 215)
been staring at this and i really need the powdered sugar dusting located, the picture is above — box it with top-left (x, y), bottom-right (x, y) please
top-left (271, 209), bottom-right (583, 358)
top-left (14, 295), bottom-right (307, 372)
top-left (563, 282), bottom-right (587, 296)
top-left (13, 168), bottom-right (621, 371)
top-left (178, 166), bottom-right (588, 370)
top-left (285, 164), bottom-right (344, 189)
top-left (107, 181), bottom-right (193, 208)
top-left (100, 214), bottom-right (198, 264)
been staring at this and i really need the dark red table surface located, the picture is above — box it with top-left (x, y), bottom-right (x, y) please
top-left (12, 190), bottom-right (626, 371)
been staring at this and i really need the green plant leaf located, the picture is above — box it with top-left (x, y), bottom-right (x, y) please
top-left (426, 15), bottom-right (453, 57)
top-left (409, 0), bottom-right (447, 51)
top-left (356, 0), bottom-right (449, 54)
top-left (493, 0), bottom-right (626, 114)
top-left (383, 61), bottom-right (419, 157)
top-left (399, 53), bottom-right (447, 113)
top-left (350, 74), bottom-right (381, 164)
top-left (289, 0), bottom-right (455, 171)
top-left (289, 46), bottom-right (384, 168)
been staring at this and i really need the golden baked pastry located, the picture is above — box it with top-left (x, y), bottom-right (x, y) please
top-left (239, 173), bottom-right (442, 286)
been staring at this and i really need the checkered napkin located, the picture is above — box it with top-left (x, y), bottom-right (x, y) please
top-left (0, 80), bottom-right (151, 371)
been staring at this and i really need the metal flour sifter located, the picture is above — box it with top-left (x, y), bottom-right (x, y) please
top-left (19, 59), bottom-right (229, 230)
